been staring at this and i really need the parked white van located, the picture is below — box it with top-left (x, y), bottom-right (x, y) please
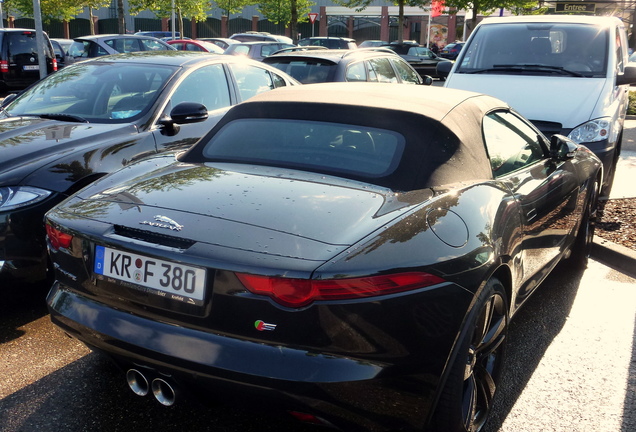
top-left (438, 15), bottom-right (636, 196)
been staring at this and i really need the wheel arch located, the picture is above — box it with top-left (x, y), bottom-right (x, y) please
top-left (426, 264), bottom-right (512, 429)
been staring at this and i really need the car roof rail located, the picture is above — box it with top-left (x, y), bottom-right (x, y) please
top-left (343, 47), bottom-right (397, 57)
top-left (270, 46), bottom-right (329, 55)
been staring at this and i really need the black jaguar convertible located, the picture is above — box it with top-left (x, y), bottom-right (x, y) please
top-left (45, 84), bottom-right (602, 432)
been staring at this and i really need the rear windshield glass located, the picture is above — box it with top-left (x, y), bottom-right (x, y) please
top-left (456, 23), bottom-right (608, 77)
top-left (201, 119), bottom-right (405, 179)
top-left (264, 60), bottom-right (335, 83)
top-left (7, 31), bottom-right (53, 57)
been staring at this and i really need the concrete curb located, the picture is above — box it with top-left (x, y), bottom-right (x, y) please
top-left (591, 237), bottom-right (636, 279)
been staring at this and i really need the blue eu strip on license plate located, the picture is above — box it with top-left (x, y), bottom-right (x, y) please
top-left (94, 245), bottom-right (206, 303)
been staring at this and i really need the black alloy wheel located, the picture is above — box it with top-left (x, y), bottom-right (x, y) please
top-left (568, 177), bottom-right (600, 268)
top-left (432, 277), bottom-right (509, 432)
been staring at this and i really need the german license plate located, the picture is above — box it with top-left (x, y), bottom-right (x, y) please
top-left (94, 245), bottom-right (206, 304)
top-left (23, 65), bottom-right (39, 71)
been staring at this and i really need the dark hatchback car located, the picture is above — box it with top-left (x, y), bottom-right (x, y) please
top-left (0, 28), bottom-right (57, 91)
top-left (440, 42), bottom-right (465, 60)
top-left (224, 41), bottom-right (296, 61)
top-left (50, 38), bottom-right (74, 69)
top-left (46, 83), bottom-right (601, 432)
top-left (0, 51), bottom-right (297, 284)
top-left (387, 42), bottom-right (452, 78)
top-left (263, 48), bottom-right (427, 84)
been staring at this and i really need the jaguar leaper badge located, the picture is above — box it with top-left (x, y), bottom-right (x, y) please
top-left (140, 215), bottom-right (184, 231)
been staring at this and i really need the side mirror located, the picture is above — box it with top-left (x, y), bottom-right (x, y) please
top-left (436, 61), bottom-right (453, 78)
top-left (1, 93), bottom-right (18, 107)
top-left (421, 75), bottom-right (434, 86)
top-left (158, 102), bottom-right (208, 136)
top-left (616, 64), bottom-right (636, 86)
top-left (170, 102), bottom-right (208, 123)
top-left (550, 134), bottom-right (577, 161)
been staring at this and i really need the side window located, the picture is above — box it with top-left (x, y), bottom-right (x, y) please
top-left (615, 27), bottom-right (625, 73)
top-left (171, 64), bottom-right (231, 111)
top-left (368, 58), bottom-right (398, 83)
top-left (229, 63), bottom-right (275, 100)
top-left (482, 111), bottom-right (545, 176)
top-left (391, 58), bottom-right (420, 84)
top-left (346, 62), bottom-right (367, 82)
top-left (141, 39), bottom-right (166, 51)
top-left (69, 41), bottom-right (91, 58)
top-left (95, 42), bottom-right (109, 56)
top-left (261, 44), bottom-right (279, 57)
top-left (186, 43), bottom-right (203, 52)
top-left (233, 45), bottom-right (250, 56)
top-left (271, 71), bottom-right (289, 88)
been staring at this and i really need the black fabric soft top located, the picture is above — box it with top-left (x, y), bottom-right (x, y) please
top-left (183, 84), bottom-right (501, 191)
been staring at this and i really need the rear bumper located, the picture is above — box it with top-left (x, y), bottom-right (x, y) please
top-left (47, 281), bottom-right (469, 431)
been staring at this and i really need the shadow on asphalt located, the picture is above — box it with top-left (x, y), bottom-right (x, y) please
top-left (0, 282), bottom-right (51, 344)
top-left (624, 317), bottom-right (636, 432)
top-left (0, 351), bottom-right (325, 432)
top-left (482, 261), bottom-right (585, 432)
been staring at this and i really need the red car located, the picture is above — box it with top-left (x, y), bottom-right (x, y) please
top-left (167, 39), bottom-right (224, 54)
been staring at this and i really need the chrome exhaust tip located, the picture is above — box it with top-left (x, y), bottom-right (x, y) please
top-left (126, 369), bottom-right (149, 397)
top-left (151, 378), bottom-right (176, 406)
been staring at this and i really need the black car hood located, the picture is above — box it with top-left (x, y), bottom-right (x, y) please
top-left (0, 116), bottom-right (137, 187)
top-left (61, 162), bottom-right (433, 260)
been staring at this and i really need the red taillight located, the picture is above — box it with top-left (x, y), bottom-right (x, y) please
top-left (288, 411), bottom-right (329, 426)
top-left (237, 272), bottom-right (446, 308)
top-left (46, 224), bottom-right (73, 250)
top-left (52, 58), bottom-right (57, 71)
top-left (0, 60), bottom-right (8, 73)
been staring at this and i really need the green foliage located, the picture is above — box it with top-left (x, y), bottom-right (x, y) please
top-left (212, 0), bottom-right (258, 16)
top-left (628, 91), bottom-right (636, 115)
top-left (443, 0), bottom-right (541, 28)
top-left (334, 0), bottom-right (431, 42)
top-left (7, 0), bottom-right (84, 22)
top-left (258, 0), bottom-right (314, 25)
top-left (334, 0), bottom-right (431, 12)
top-left (3, 0), bottom-right (111, 24)
top-left (128, 0), bottom-right (209, 22)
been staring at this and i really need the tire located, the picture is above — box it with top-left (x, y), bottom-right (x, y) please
top-left (431, 278), bottom-right (509, 432)
top-left (567, 178), bottom-right (599, 268)
top-left (600, 134), bottom-right (621, 199)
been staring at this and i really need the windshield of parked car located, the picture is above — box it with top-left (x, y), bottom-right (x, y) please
top-left (4, 61), bottom-right (177, 123)
top-left (200, 119), bottom-right (405, 179)
top-left (456, 23), bottom-right (608, 77)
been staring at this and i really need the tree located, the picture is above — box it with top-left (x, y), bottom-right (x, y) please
top-left (333, 0), bottom-right (432, 43)
top-left (443, 0), bottom-right (540, 35)
top-left (128, 0), bottom-right (209, 36)
top-left (8, 0), bottom-right (84, 22)
top-left (258, 0), bottom-right (314, 42)
top-left (213, 0), bottom-right (257, 17)
top-left (83, 0), bottom-right (111, 35)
